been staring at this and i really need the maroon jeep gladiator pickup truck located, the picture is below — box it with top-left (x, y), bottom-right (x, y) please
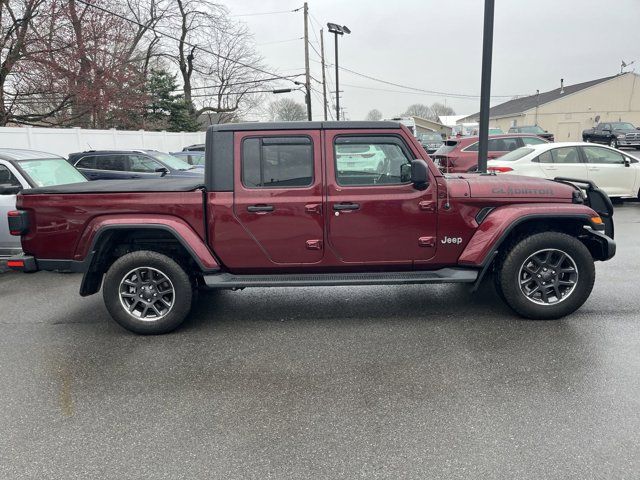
top-left (7, 121), bottom-right (615, 334)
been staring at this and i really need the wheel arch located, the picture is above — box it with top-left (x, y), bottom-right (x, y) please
top-left (79, 223), bottom-right (219, 296)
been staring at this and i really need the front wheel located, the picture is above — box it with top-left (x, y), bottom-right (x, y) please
top-left (495, 232), bottom-right (595, 320)
top-left (103, 250), bottom-right (193, 334)
top-left (609, 138), bottom-right (618, 148)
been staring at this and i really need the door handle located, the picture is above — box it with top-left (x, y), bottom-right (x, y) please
top-left (333, 203), bottom-right (360, 211)
top-left (305, 203), bottom-right (322, 214)
top-left (588, 167), bottom-right (599, 171)
top-left (247, 205), bottom-right (274, 213)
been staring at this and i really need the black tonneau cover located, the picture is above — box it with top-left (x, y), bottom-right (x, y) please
top-left (20, 178), bottom-right (205, 195)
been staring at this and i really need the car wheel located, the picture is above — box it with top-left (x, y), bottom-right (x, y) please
top-left (495, 232), bottom-right (595, 320)
top-left (103, 250), bottom-right (193, 334)
top-left (609, 138), bottom-right (618, 148)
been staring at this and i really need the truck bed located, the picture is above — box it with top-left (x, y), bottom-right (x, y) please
top-left (20, 178), bottom-right (205, 195)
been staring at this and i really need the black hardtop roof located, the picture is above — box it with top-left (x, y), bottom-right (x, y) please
top-left (208, 121), bottom-right (402, 132)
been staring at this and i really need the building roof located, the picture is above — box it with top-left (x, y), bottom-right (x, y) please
top-left (460, 74), bottom-right (624, 122)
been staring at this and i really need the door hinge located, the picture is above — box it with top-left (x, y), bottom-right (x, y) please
top-left (418, 236), bottom-right (436, 247)
top-left (418, 201), bottom-right (436, 212)
top-left (306, 239), bottom-right (323, 250)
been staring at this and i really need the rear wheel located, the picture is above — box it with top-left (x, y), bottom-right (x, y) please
top-left (495, 232), bottom-right (595, 319)
top-left (103, 250), bottom-right (193, 334)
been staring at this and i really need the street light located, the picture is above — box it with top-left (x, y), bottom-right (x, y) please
top-left (327, 22), bottom-right (350, 121)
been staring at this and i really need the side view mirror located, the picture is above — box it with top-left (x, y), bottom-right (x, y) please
top-left (155, 167), bottom-right (169, 176)
top-left (0, 184), bottom-right (22, 195)
top-left (602, 129), bottom-right (611, 134)
top-left (410, 159), bottom-right (429, 189)
top-left (624, 158), bottom-right (631, 167)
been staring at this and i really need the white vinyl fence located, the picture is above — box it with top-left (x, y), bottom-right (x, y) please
top-left (0, 126), bottom-right (206, 158)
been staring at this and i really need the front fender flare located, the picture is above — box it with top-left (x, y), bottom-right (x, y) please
top-left (458, 203), bottom-right (600, 267)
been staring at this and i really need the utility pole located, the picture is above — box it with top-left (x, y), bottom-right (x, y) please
top-left (320, 28), bottom-right (328, 121)
top-left (476, 0), bottom-right (495, 174)
top-left (303, 2), bottom-right (312, 121)
top-left (334, 35), bottom-right (340, 120)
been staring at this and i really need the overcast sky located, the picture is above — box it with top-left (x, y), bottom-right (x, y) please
top-left (220, 0), bottom-right (640, 121)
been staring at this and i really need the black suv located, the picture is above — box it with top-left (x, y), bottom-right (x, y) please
top-left (67, 150), bottom-right (203, 180)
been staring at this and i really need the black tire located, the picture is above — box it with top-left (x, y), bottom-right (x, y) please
top-left (103, 250), bottom-right (193, 334)
top-left (495, 232), bottom-right (595, 320)
top-left (609, 137), bottom-right (618, 149)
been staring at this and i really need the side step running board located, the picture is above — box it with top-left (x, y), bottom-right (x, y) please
top-left (203, 268), bottom-right (478, 289)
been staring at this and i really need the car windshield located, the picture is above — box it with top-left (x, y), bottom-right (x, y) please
top-left (433, 140), bottom-right (458, 155)
top-left (493, 147), bottom-right (534, 162)
top-left (610, 122), bottom-right (636, 130)
top-left (17, 158), bottom-right (87, 187)
top-left (148, 151), bottom-right (194, 170)
top-left (519, 126), bottom-right (545, 134)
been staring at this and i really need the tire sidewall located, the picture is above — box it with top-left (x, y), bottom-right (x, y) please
top-left (498, 232), bottom-right (595, 320)
top-left (103, 251), bottom-right (193, 334)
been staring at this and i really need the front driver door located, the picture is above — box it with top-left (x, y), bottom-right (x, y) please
top-left (581, 145), bottom-right (636, 197)
top-left (326, 132), bottom-right (438, 265)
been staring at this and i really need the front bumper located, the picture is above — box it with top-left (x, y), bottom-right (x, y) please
top-left (583, 228), bottom-right (616, 261)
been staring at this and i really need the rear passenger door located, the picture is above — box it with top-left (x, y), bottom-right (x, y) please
top-left (0, 162), bottom-right (26, 256)
top-left (535, 146), bottom-right (587, 180)
top-left (91, 155), bottom-right (133, 180)
top-left (233, 131), bottom-right (324, 265)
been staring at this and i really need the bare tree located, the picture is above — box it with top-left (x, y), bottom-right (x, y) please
top-left (430, 102), bottom-right (455, 121)
top-left (268, 98), bottom-right (306, 121)
top-left (402, 103), bottom-right (433, 120)
top-left (365, 109), bottom-right (382, 121)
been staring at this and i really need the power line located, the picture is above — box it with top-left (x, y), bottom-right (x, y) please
top-left (256, 37), bottom-right (303, 46)
top-left (74, 0), bottom-right (298, 86)
top-left (231, 7), bottom-right (303, 17)
top-left (176, 74), bottom-right (304, 93)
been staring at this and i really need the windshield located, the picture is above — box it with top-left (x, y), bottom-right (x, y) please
top-left (420, 133), bottom-right (442, 143)
top-left (147, 151), bottom-right (194, 170)
top-left (17, 159), bottom-right (87, 187)
top-left (519, 126), bottom-right (545, 134)
top-left (433, 140), bottom-right (458, 155)
top-left (610, 122), bottom-right (636, 130)
top-left (492, 147), bottom-right (534, 162)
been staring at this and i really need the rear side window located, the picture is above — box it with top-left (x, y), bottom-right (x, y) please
top-left (242, 136), bottom-right (313, 188)
top-left (535, 147), bottom-right (580, 164)
top-left (0, 164), bottom-right (21, 188)
top-left (95, 155), bottom-right (129, 171)
top-left (75, 156), bottom-right (96, 169)
top-left (522, 136), bottom-right (547, 146)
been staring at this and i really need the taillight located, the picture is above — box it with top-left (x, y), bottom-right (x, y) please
top-left (8, 210), bottom-right (29, 235)
top-left (488, 166), bottom-right (513, 173)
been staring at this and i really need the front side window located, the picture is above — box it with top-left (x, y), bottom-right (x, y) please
top-left (129, 155), bottom-right (162, 173)
top-left (0, 164), bottom-right (22, 188)
top-left (242, 136), bottom-right (313, 188)
top-left (582, 146), bottom-right (625, 165)
top-left (17, 159), bottom-right (87, 187)
top-left (335, 136), bottom-right (412, 186)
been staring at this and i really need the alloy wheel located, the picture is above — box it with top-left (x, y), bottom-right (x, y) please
top-left (119, 267), bottom-right (175, 320)
top-left (518, 249), bottom-right (578, 305)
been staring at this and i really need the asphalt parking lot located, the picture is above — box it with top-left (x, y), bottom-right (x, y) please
top-left (0, 203), bottom-right (639, 479)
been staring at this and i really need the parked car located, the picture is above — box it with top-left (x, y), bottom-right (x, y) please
top-left (335, 143), bottom-right (387, 173)
top-left (417, 131), bottom-right (444, 154)
top-left (487, 142), bottom-right (640, 199)
top-left (170, 151), bottom-right (205, 169)
top-left (489, 128), bottom-right (504, 135)
top-left (182, 144), bottom-right (205, 152)
top-left (1, 149), bottom-right (87, 257)
top-left (508, 125), bottom-right (554, 142)
top-left (582, 122), bottom-right (640, 149)
top-left (68, 150), bottom-right (203, 180)
top-left (8, 121), bottom-right (615, 334)
top-left (432, 134), bottom-right (549, 172)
